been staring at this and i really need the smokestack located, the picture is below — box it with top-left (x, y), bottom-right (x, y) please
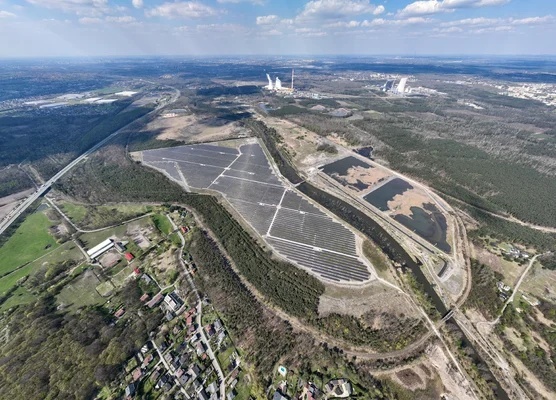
top-left (291, 69), bottom-right (294, 90)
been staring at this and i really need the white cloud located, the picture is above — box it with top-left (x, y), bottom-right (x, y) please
top-left (196, 23), bottom-right (247, 33)
top-left (298, 0), bottom-right (384, 20)
top-left (217, 0), bottom-right (264, 4)
top-left (433, 14), bottom-right (554, 35)
top-left (398, 0), bottom-right (509, 17)
top-left (324, 20), bottom-right (360, 28)
top-left (256, 14), bottom-right (279, 25)
top-left (294, 27), bottom-right (328, 37)
top-left (510, 15), bottom-right (554, 26)
top-left (79, 16), bottom-right (102, 24)
top-left (362, 16), bottom-right (432, 26)
top-left (441, 15), bottom-right (554, 28)
top-left (0, 10), bottom-right (16, 18)
top-left (106, 15), bottom-right (137, 24)
top-left (440, 17), bottom-right (498, 26)
top-left (132, 0), bottom-right (143, 9)
top-left (25, 0), bottom-right (109, 16)
top-left (373, 5), bottom-right (385, 15)
top-left (433, 26), bottom-right (464, 34)
top-left (146, 1), bottom-right (219, 19)
top-left (260, 29), bottom-right (283, 36)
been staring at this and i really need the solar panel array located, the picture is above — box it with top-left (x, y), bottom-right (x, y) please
top-left (142, 142), bottom-right (371, 283)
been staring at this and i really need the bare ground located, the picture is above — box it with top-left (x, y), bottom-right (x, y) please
top-left (426, 344), bottom-right (477, 400)
top-left (318, 281), bottom-right (421, 320)
top-left (146, 113), bottom-right (248, 143)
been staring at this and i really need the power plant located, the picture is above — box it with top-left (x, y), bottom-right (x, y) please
top-left (382, 76), bottom-right (410, 95)
top-left (264, 69), bottom-right (294, 93)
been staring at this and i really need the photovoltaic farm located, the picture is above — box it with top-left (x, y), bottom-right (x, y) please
top-left (141, 141), bottom-right (372, 283)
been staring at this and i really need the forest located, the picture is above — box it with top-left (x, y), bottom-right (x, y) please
top-left (0, 276), bottom-right (162, 399)
top-left (0, 101), bottom-right (153, 200)
top-left (188, 228), bottom-right (416, 399)
top-left (465, 206), bottom-right (556, 252)
top-left (499, 304), bottom-right (556, 393)
top-left (464, 260), bottom-right (504, 320)
top-left (353, 119), bottom-right (556, 227)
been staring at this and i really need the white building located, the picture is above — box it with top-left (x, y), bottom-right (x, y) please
top-left (87, 239), bottom-right (115, 259)
top-left (396, 78), bottom-right (408, 94)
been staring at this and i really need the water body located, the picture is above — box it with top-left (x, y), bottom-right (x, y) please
top-left (319, 156), bottom-right (372, 176)
top-left (363, 178), bottom-right (413, 211)
top-left (394, 203), bottom-right (451, 253)
top-left (259, 127), bottom-right (509, 399)
top-left (355, 146), bottom-right (374, 159)
top-left (296, 182), bottom-right (509, 400)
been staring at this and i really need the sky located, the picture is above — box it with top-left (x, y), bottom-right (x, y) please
top-left (0, 0), bottom-right (555, 57)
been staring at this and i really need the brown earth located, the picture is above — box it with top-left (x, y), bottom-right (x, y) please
top-left (386, 188), bottom-right (434, 217)
top-left (318, 281), bottom-right (421, 320)
top-left (145, 113), bottom-right (248, 143)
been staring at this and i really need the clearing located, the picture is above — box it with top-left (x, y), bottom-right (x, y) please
top-left (0, 209), bottom-right (59, 292)
top-left (57, 269), bottom-right (105, 311)
top-left (318, 281), bottom-right (420, 319)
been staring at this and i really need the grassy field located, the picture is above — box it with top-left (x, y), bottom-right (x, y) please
top-left (96, 280), bottom-right (115, 297)
top-left (59, 201), bottom-right (152, 230)
top-left (59, 202), bottom-right (87, 224)
top-left (78, 215), bottom-right (152, 248)
top-left (0, 286), bottom-right (35, 312)
top-left (0, 241), bottom-right (85, 296)
top-left (151, 214), bottom-right (173, 235)
top-left (0, 210), bottom-right (61, 295)
top-left (0, 210), bottom-right (59, 277)
top-left (217, 345), bottom-right (236, 371)
top-left (57, 269), bottom-right (105, 311)
top-left (111, 264), bottom-right (136, 288)
top-left (79, 225), bottom-right (129, 248)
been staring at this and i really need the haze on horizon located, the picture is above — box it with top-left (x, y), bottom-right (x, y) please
top-left (0, 0), bottom-right (555, 57)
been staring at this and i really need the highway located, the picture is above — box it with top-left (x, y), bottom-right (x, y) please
top-left (0, 86), bottom-right (179, 238)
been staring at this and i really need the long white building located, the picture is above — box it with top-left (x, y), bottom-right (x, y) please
top-left (87, 238), bottom-right (115, 259)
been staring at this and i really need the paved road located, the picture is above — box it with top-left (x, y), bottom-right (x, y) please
top-left (0, 86), bottom-right (179, 237)
top-left (166, 214), bottom-right (226, 399)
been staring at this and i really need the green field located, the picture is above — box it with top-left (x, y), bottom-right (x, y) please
top-left (0, 286), bottom-right (35, 312)
top-left (59, 202), bottom-right (88, 224)
top-left (0, 210), bottom-right (59, 292)
top-left (59, 201), bottom-right (152, 230)
top-left (57, 269), bottom-right (105, 310)
top-left (111, 264), bottom-right (136, 288)
top-left (96, 280), bottom-right (115, 297)
top-left (152, 214), bottom-right (173, 235)
top-left (0, 241), bottom-right (85, 296)
top-left (78, 215), bottom-right (152, 248)
top-left (217, 345), bottom-right (236, 371)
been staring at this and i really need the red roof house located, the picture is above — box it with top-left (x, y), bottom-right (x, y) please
top-left (125, 252), bottom-right (135, 261)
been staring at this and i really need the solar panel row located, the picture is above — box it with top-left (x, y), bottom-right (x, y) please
top-left (141, 142), bottom-right (372, 282)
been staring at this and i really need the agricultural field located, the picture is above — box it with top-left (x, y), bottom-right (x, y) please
top-left (151, 213), bottom-right (173, 235)
top-left (58, 201), bottom-right (152, 230)
top-left (0, 207), bottom-right (61, 295)
top-left (56, 269), bottom-right (105, 311)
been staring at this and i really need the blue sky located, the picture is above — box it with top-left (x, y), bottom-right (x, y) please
top-left (0, 0), bottom-right (555, 57)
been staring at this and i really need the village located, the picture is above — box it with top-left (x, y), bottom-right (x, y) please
top-left (68, 206), bottom-right (354, 400)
